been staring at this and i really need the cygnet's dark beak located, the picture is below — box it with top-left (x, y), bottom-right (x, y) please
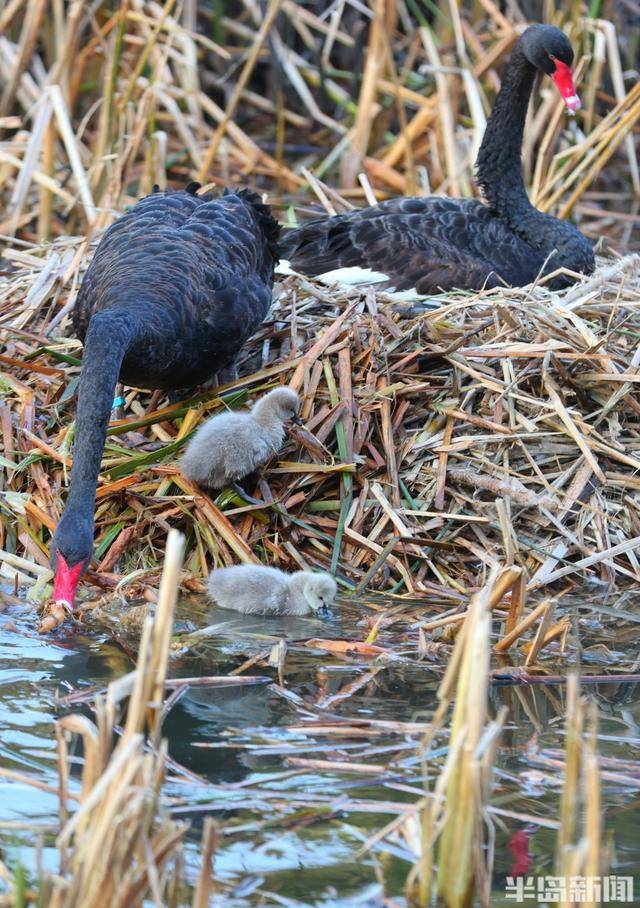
top-left (292, 415), bottom-right (303, 426)
top-left (317, 604), bottom-right (331, 618)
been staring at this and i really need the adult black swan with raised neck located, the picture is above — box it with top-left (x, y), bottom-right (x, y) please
top-left (280, 25), bottom-right (594, 294)
top-left (50, 184), bottom-right (280, 610)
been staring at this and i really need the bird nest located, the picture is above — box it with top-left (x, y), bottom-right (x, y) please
top-left (2, 243), bottom-right (640, 642)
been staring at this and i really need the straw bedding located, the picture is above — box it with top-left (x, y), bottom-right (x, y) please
top-left (2, 243), bottom-right (639, 609)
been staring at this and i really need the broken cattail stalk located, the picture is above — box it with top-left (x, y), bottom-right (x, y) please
top-left (524, 598), bottom-right (557, 666)
top-left (556, 676), bottom-right (607, 907)
top-left (406, 568), bottom-right (508, 907)
top-left (494, 600), bottom-right (552, 653)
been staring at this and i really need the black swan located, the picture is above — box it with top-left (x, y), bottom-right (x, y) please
top-left (50, 184), bottom-right (280, 610)
top-left (280, 25), bottom-right (594, 294)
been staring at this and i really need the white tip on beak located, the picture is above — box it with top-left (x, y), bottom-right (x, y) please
top-left (565, 95), bottom-right (581, 113)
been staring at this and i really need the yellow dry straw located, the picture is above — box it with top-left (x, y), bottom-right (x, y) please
top-left (403, 568), bottom-right (518, 906)
top-left (46, 530), bottom-right (197, 907)
top-left (435, 579), bottom-right (490, 906)
top-left (556, 675), bottom-right (606, 907)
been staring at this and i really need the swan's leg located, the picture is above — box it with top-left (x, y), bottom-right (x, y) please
top-left (229, 481), bottom-right (266, 507)
top-left (167, 388), bottom-right (193, 405)
top-left (229, 481), bottom-right (287, 518)
top-left (111, 383), bottom-right (126, 420)
top-left (204, 358), bottom-right (239, 390)
top-left (165, 358), bottom-right (238, 405)
top-left (216, 358), bottom-right (239, 385)
top-left (109, 385), bottom-right (161, 449)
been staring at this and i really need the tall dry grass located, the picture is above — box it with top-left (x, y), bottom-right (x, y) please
top-left (0, 0), bottom-right (637, 251)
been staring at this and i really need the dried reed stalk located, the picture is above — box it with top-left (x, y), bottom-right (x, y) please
top-left (556, 675), bottom-right (606, 908)
top-left (405, 568), bottom-right (511, 907)
top-left (33, 529), bottom-right (214, 907)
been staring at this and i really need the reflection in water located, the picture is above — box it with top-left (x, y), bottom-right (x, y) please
top-left (1, 593), bottom-right (639, 904)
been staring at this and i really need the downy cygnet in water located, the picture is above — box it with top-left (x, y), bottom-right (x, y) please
top-left (207, 564), bottom-right (337, 616)
top-left (181, 387), bottom-right (301, 489)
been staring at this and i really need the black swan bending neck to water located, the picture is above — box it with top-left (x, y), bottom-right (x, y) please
top-left (51, 184), bottom-right (280, 609)
top-left (281, 25), bottom-right (594, 294)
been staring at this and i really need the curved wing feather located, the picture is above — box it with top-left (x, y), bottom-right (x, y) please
top-left (73, 188), bottom-right (279, 387)
top-left (281, 197), bottom-right (548, 291)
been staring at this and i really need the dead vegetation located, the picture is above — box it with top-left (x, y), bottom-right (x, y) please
top-left (0, 531), bottom-right (221, 907)
top-left (1, 1), bottom-right (639, 618)
top-left (0, 0), bottom-right (638, 247)
top-left (1, 0), bottom-right (640, 905)
top-left (3, 251), bottom-right (640, 632)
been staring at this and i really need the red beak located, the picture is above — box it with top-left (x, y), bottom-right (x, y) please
top-left (507, 828), bottom-right (533, 877)
top-left (52, 553), bottom-right (85, 608)
top-left (550, 57), bottom-right (581, 112)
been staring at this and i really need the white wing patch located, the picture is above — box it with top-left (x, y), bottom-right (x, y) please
top-left (315, 266), bottom-right (391, 286)
top-left (275, 261), bottom-right (391, 286)
top-left (274, 259), bottom-right (297, 276)
top-left (275, 260), bottom-right (435, 305)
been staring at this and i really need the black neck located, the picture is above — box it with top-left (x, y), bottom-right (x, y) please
top-left (475, 40), bottom-right (573, 263)
top-left (476, 44), bottom-right (538, 227)
top-left (474, 29), bottom-right (594, 279)
top-left (64, 312), bottom-right (135, 524)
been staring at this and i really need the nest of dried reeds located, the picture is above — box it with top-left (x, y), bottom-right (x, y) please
top-left (1, 4), bottom-right (639, 906)
top-left (1, 1), bottom-right (639, 616)
top-left (2, 249), bottom-right (640, 618)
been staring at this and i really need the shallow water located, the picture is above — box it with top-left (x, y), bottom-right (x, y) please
top-left (1, 593), bottom-right (639, 906)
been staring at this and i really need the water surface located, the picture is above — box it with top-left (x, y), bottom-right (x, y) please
top-left (1, 593), bottom-right (639, 905)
